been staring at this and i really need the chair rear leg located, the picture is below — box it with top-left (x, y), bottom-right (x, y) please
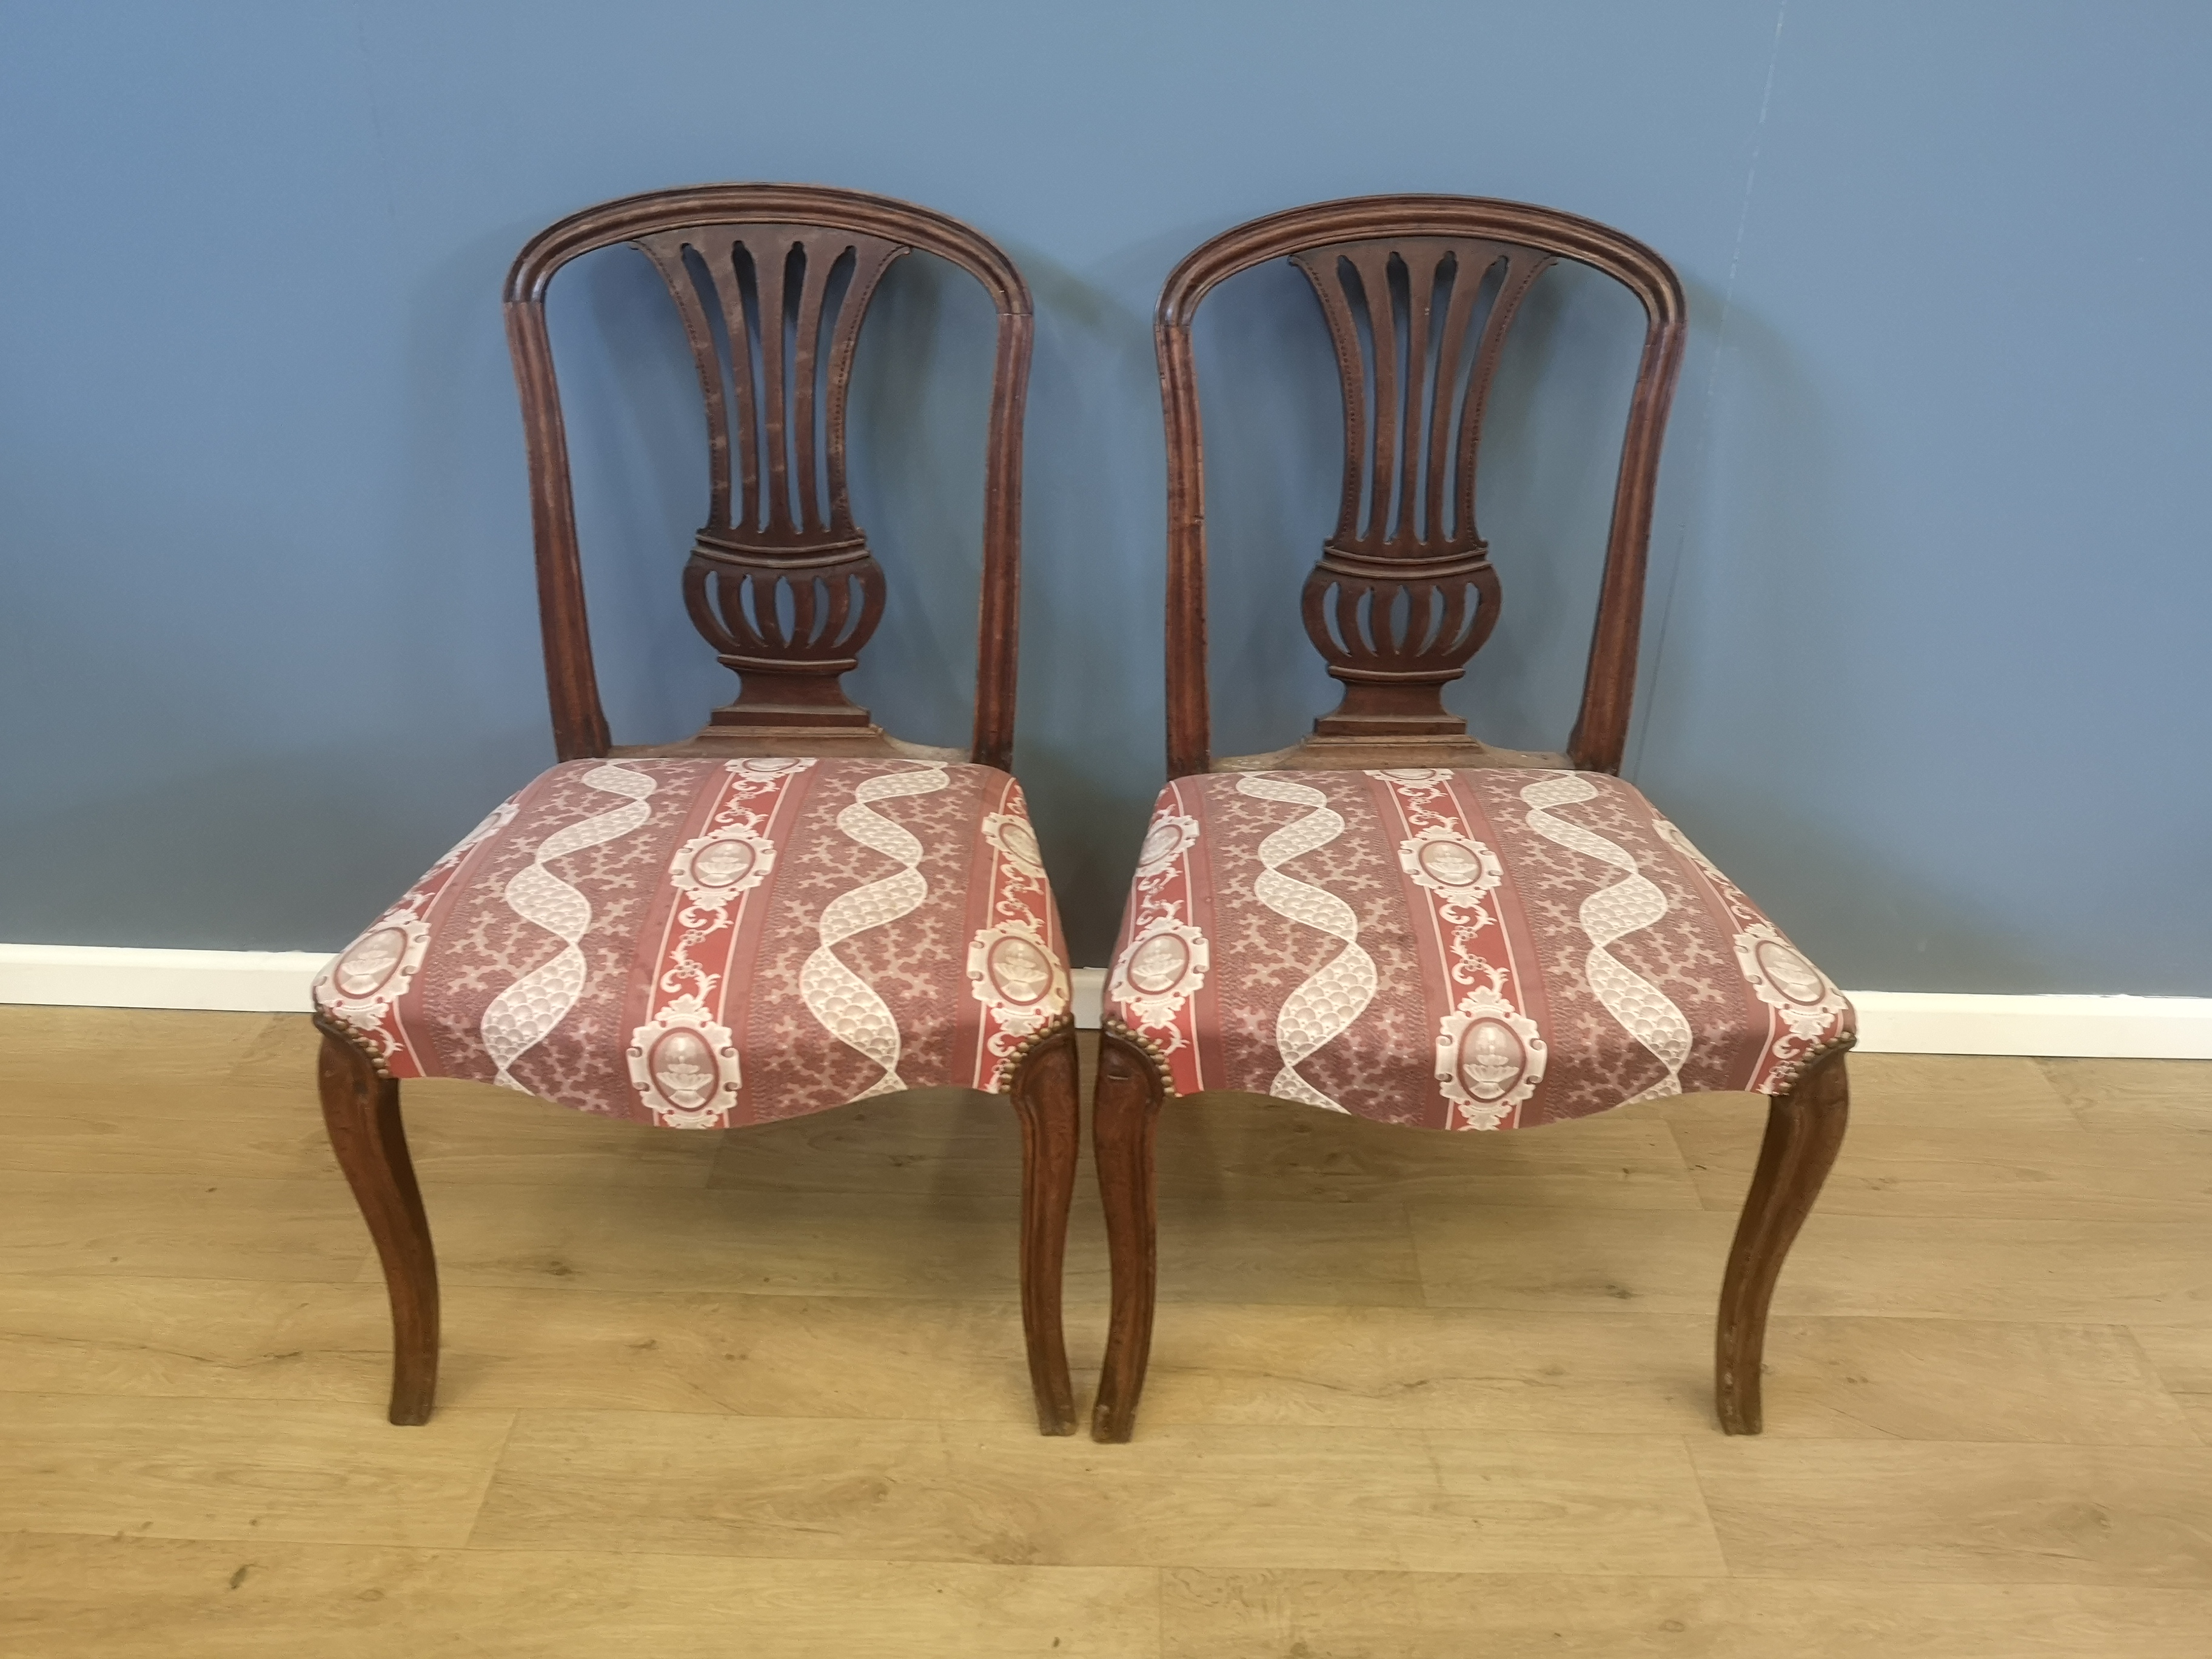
top-left (1007, 1024), bottom-right (1081, 1435)
top-left (1091, 1025), bottom-right (1167, 1443)
top-left (1714, 1047), bottom-right (1851, 1433)
top-left (315, 1020), bottom-right (440, 1425)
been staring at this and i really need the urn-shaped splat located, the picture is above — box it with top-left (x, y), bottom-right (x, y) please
top-left (1288, 236), bottom-right (1554, 740)
top-left (632, 224), bottom-right (907, 732)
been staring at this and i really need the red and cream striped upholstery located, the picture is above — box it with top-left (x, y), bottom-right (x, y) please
top-left (1105, 767), bottom-right (1852, 1128)
top-left (315, 756), bottom-right (1071, 1127)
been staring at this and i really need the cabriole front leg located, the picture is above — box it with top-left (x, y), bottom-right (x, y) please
top-left (1714, 1047), bottom-right (1851, 1433)
top-left (315, 1020), bottom-right (440, 1425)
top-left (1006, 1023), bottom-right (1081, 1435)
top-left (1090, 1026), bottom-right (1167, 1443)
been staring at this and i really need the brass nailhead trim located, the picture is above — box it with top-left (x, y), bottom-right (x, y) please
top-left (1088, 1013), bottom-right (1852, 1107)
top-left (1768, 1031), bottom-right (1857, 1099)
top-left (1100, 1016), bottom-right (1178, 1096)
top-left (993, 1013), bottom-right (1078, 1094)
top-left (310, 1010), bottom-right (395, 1078)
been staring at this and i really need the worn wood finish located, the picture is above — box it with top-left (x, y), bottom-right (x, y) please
top-left (504, 184), bottom-right (1034, 770)
top-left (1153, 195), bottom-right (1686, 779)
top-left (314, 1020), bottom-right (438, 1426)
top-left (1714, 1048), bottom-right (1851, 1434)
top-left (1006, 1024), bottom-right (1081, 1435)
top-left (1092, 1025), bottom-right (1169, 1442)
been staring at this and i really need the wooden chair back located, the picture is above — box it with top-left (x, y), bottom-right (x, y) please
top-left (1155, 195), bottom-right (1686, 778)
top-left (504, 185), bottom-right (1034, 768)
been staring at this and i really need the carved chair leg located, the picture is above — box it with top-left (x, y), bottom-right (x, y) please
top-left (1006, 1025), bottom-right (1081, 1435)
top-left (1714, 1048), bottom-right (1851, 1434)
top-left (315, 1022), bottom-right (440, 1425)
top-left (1091, 1028), bottom-right (1167, 1443)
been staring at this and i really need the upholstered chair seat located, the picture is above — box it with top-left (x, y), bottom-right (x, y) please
top-left (318, 756), bottom-right (1071, 1127)
top-left (1107, 766), bottom-right (1850, 1129)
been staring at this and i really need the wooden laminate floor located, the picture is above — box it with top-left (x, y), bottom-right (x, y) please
top-left (2, 1005), bottom-right (2211, 1654)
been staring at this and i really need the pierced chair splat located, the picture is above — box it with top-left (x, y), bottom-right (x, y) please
top-left (314, 185), bottom-right (1081, 1435)
top-left (1093, 195), bottom-right (1853, 1443)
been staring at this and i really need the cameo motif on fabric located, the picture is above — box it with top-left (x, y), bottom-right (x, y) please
top-left (668, 825), bottom-right (777, 911)
top-left (966, 920), bottom-right (1068, 1037)
top-left (1435, 980), bottom-right (1547, 1129)
top-left (1396, 826), bottom-right (1503, 902)
top-left (1734, 922), bottom-right (1849, 1040)
top-left (626, 996), bottom-right (740, 1128)
top-left (318, 914), bottom-right (432, 1022)
top-left (980, 810), bottom-right (1046, 876)
top-left (1134, 812), bottom-right (1201, 876)
top-left (1108, 914), bottom-right (1210, 1029)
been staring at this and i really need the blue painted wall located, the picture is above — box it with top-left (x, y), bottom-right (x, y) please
top-left (2, 1), bottom-right (2206, 989)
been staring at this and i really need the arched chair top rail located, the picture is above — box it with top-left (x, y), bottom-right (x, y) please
top-left (504, 182), bottom-right (1033, 318)
top-left (1156, 193), bottom-right (1680, 335)
top-left (1153, 193), bottom-right (1688, 782)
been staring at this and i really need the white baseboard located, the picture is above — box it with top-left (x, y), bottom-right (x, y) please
top-left (1071, 966), bottom-right (1105, 1030)
top-left (0, 943), bottom-right (331, 1014)
top-left (2, 945), bottom-right (2207, 1061)
top-left (1843, 991), bottom-right (2212, 1061)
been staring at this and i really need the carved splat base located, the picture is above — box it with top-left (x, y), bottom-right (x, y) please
top-left (702, 675), bottom-right (876, 733)
top-left (1310, 680), bottom-right (1474, 740)
top-left (682, 534), bottom-right (891, 740)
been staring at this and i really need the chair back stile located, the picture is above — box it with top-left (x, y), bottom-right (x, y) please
top-left (1155, 195), bottom-right (1686, 780)
top-left (503, 184), bottom-right (1034, 771)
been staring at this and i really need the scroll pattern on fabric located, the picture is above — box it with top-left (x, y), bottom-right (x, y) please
top-left (799, 763), bottom-right (951, 1098)
top-left (1648, 812), bottom-right (1854, 1094)
top-left (1372, 768), bottom-right (1546, 1129)
top-left (316, 796), bottom-right (521, 1067)
top-left (483, 763), bottom-right (659, 1090)
top-left (1519, 774), bottom-right (1692, 1104)
top-left (967, 801), bottom-right (1074, 1088)
top-left (314, 757), bottom-right (1074, 1126)
top-left (625, 758), bottom-right (811, 1128)
top-left (1102, 766), bottom-right (1851, 1128)
top-left (1105, 789), bottom-right (1210, 1073)
top-left (1236, 773), bottom-right (1377, 1112)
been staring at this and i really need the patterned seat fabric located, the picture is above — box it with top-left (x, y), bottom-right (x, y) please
top-left (1105, 767), bottom-right (1852, 1128)
top-left (316, 757), bottom-right (1071, 1128)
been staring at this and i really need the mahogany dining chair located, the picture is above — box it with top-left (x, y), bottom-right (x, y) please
top-left (313, 185), bottom-right (1081, 1435)
top-left (1091, 194), bottom-right (1854, 1442)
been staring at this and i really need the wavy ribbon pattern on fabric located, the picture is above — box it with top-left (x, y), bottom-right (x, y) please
top-left (1237, 774), bottom-right (1377, 1111)
top-left (1520, 774), bottom-right (1692, 1101)
top-left (800, 764), bottom-right (951, 1097)
top-left (483, 763), bottom-right (659, 1088)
